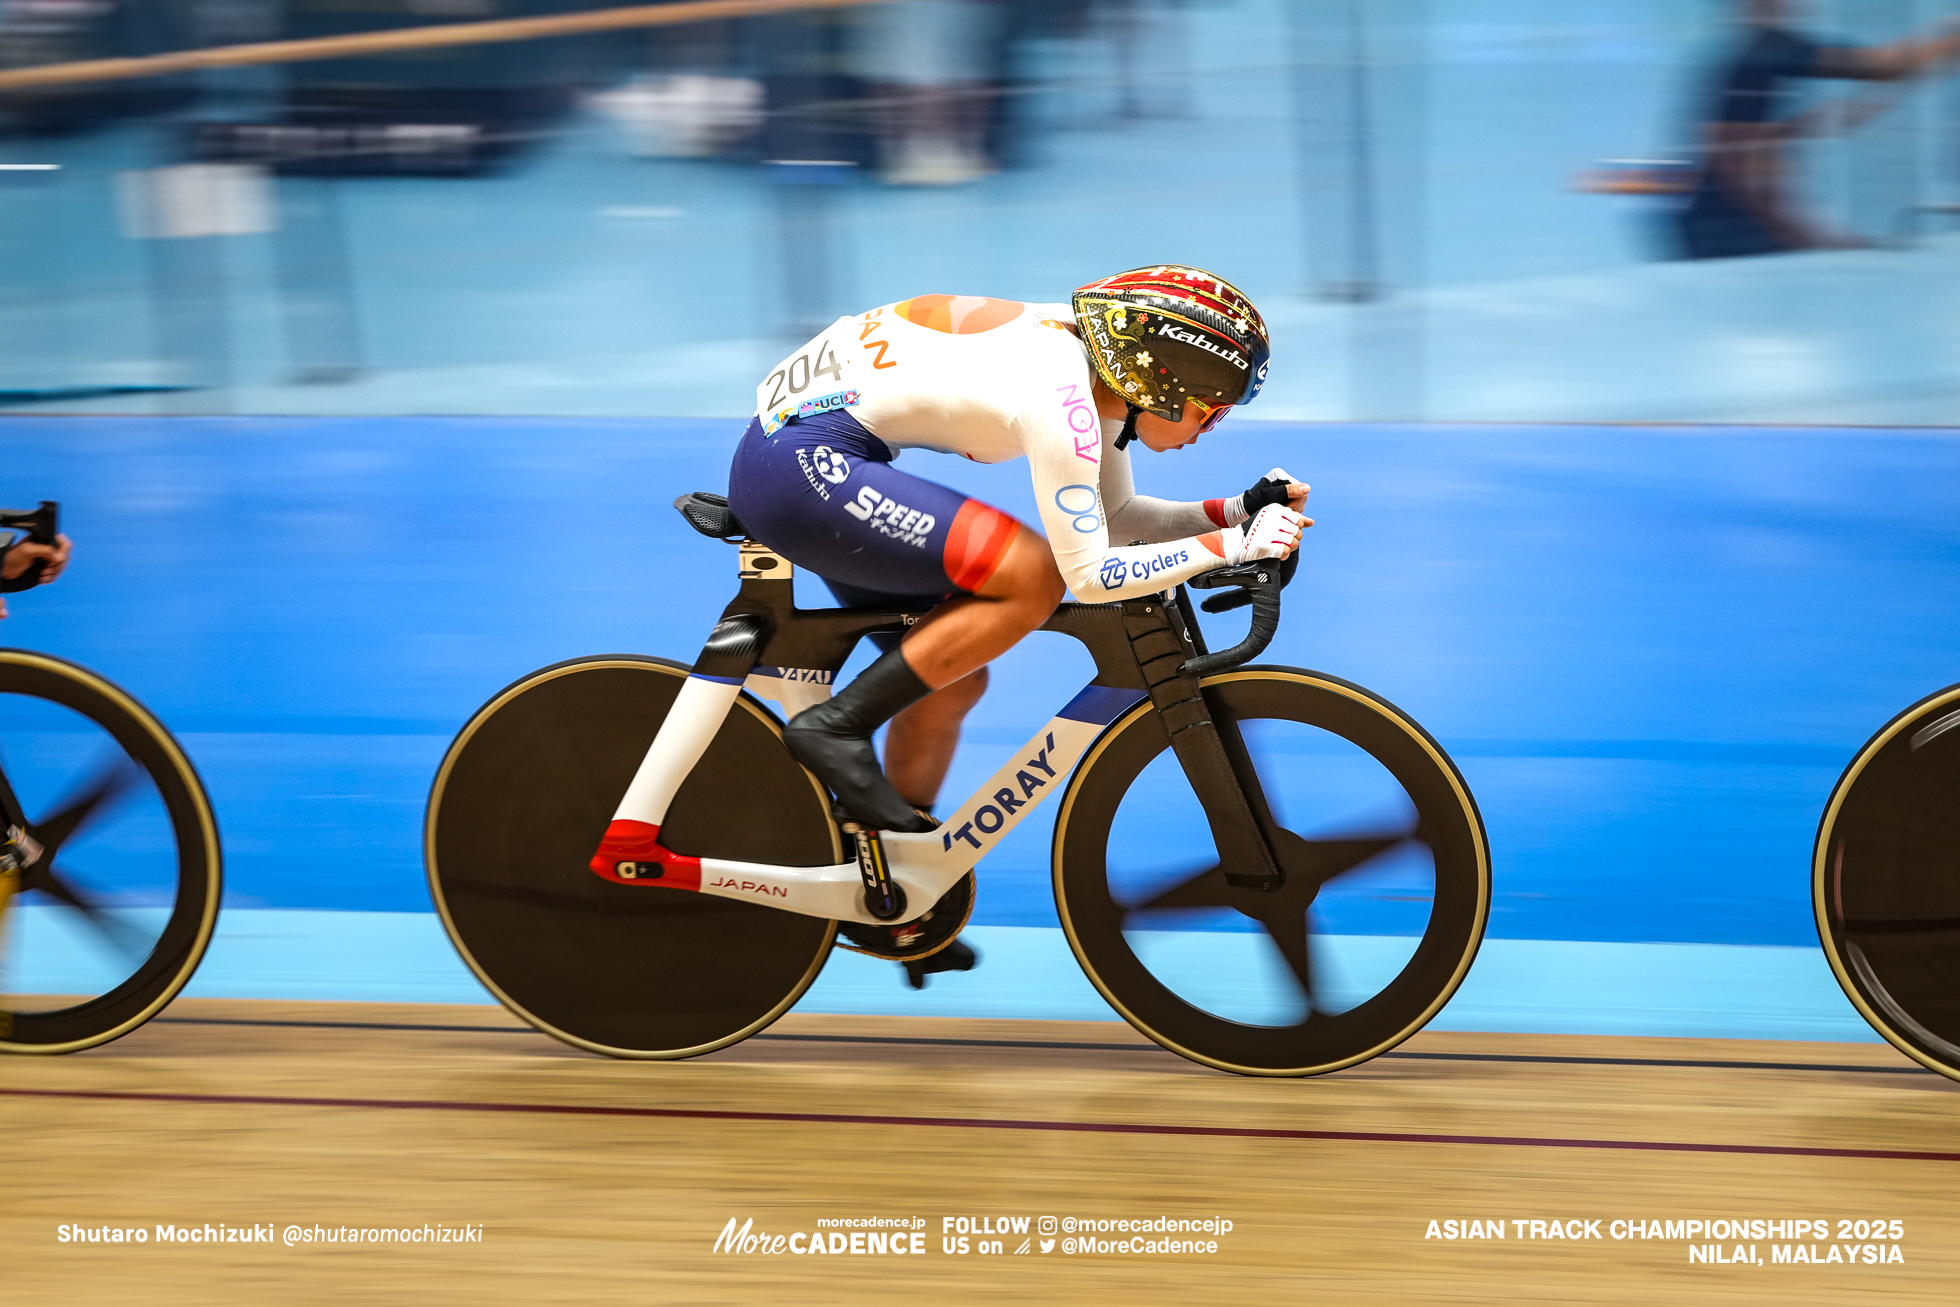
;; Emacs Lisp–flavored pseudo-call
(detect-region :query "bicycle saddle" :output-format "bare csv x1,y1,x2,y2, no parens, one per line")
673,491,746,540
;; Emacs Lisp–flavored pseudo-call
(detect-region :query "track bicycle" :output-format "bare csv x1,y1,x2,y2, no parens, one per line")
426,492,1491,1076
1814,683,1960,1082
0,502,224,1054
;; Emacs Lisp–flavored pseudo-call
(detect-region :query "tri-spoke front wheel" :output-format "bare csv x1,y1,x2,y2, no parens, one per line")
0,651,222,1054
1053,668,1489,1076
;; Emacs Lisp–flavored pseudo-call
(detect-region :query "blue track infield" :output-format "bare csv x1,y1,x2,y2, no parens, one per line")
132,911,1872,1044
3,415,1957,960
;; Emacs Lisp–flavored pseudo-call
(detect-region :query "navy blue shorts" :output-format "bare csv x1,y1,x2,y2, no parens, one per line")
727,410,1020,617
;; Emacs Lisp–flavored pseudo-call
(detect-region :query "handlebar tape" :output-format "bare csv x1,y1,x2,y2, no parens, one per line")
1181,562,1283,677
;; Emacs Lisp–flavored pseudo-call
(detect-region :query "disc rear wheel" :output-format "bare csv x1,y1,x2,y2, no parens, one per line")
426,656,839,1058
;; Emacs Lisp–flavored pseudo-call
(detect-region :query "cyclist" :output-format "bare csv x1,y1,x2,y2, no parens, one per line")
0,528,71,619
1676,1,1960,258
599,266,1308,979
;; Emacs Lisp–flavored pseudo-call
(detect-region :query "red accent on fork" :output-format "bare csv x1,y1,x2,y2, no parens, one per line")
589,819,703,890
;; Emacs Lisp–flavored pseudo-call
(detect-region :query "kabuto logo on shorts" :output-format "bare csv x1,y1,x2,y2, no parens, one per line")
811,446,851,484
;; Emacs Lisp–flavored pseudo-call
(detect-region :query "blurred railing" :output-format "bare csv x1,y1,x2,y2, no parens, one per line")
2,0,1959,423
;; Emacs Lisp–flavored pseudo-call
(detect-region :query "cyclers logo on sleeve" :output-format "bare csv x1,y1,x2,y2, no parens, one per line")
843,485,935,547
1101,548,1190,590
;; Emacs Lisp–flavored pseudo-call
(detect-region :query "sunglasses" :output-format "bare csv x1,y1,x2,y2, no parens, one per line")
1187,397,1233,434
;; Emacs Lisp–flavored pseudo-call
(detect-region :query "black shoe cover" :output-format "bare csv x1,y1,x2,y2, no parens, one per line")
785,729,937,832
903,938,979,990
783,646,937,833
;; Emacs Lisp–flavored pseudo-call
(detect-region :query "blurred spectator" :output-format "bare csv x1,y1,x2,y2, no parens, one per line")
850,0,1005,185
1676,0,1960,259
589,5,762,158
592,73,762,158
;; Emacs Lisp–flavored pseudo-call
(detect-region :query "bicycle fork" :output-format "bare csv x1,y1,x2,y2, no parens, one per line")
1126,594,1284,890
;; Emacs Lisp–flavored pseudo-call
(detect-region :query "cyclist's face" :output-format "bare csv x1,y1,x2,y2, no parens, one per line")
1135,397,1227,452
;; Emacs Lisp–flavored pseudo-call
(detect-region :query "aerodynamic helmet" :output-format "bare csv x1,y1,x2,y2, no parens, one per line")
1070,266,1270,442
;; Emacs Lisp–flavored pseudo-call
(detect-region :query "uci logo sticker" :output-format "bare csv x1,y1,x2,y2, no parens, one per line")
811,446,851,484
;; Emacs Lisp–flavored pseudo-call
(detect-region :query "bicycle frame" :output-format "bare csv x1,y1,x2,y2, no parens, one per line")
593,538,1287,924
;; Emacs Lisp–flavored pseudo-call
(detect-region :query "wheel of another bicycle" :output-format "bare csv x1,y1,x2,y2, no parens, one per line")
0,651,222,1054
1054,667,1489,1076
426,655,840,1059
1814,683,1960,1082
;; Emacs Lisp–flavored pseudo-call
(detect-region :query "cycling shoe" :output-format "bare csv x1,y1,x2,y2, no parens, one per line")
782,646,937,833
903,938,979,990
784,722,937,833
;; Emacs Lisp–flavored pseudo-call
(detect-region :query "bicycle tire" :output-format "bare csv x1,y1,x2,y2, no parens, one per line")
0,650,222,1054
426,655,840,1059
1053,667,1489,1076
1814,682,1960,1081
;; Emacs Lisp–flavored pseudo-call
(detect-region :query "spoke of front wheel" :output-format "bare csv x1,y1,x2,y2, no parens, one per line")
26,755,139,864
20,861,147,960
1131,865,1322,1009
1124,815,1421,1016
0,757,29,830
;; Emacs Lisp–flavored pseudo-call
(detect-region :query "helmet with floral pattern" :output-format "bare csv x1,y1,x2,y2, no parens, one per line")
1070,266,1270,438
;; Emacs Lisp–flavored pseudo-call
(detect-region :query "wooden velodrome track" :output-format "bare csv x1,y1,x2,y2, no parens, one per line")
5,998,1956,1304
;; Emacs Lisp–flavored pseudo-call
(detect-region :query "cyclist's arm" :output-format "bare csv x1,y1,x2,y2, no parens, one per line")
1097,425,1237,542
1816,22,1960,81
1020,404,1233,602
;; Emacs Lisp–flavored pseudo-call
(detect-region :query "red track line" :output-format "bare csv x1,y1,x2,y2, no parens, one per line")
4,1085,1956,1162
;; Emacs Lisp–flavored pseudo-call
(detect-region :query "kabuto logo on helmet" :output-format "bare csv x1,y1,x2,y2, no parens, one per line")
1155,322,1248,370
1070,265,1271,422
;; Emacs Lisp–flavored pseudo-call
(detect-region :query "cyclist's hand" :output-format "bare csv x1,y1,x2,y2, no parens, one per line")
1,533,72,586
1223,503,1308,565
1232,467,1311,521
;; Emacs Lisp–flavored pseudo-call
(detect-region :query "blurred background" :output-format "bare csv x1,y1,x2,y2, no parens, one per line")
4,0,1960,1033
4,0,1960,422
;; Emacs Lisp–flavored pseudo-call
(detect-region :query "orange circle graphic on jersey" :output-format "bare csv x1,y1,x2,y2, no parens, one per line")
894,295,1024,335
